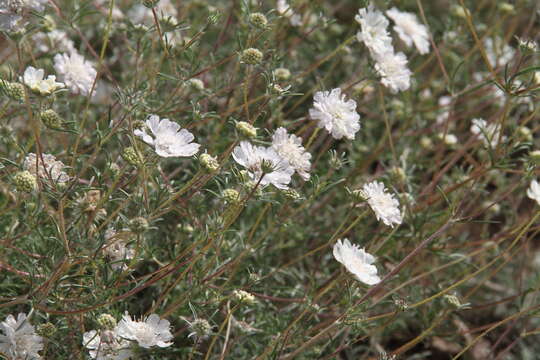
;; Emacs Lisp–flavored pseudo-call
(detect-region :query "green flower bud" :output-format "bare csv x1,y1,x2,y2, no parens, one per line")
235,121,257,138
1,80,25,103
273,68,291,81
97,314,117,330
188,318,212,340
36,322,57,338
232,289,256,305
222,188,240,204
249,12,268,29
530,150,540,165
122,147,143,167
40,109,63,129
199,153,219,172
187,78,205,92
240,48,263,65
129,216,149,234
282,188,301,200
13,171,37,193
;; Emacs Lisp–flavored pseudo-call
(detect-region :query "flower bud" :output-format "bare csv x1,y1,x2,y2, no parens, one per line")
1,80,25,103
199,153,219,172
129,216,149,234
122,147,143,167
273,68,291,81
282,188,301,200
530,150,540,165
187,78,204,92
187,318,212,340
13,171,37,193
222,188,240,204
40,109,63,129
36,322,57,338
249,12,268,29
97,314,117,330
236,121,257,138
232,289,256,305
240,48,263,65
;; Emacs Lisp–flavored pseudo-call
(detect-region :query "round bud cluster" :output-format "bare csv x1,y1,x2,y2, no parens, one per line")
249,12,268,29
1,80,25,103
13,171,37,193
122,147,143,167
240,48,263,65
188,318,212,340
199,153,219,172
443,294,462,309
36,322,57,338
97,314,117,330
187,78,205,92
222,188,240,204
389,166,406,184
232,289,256,305
282,188,301,201
273,68,291,81
40,109,62,129
235,121,257,138
129,216,149,234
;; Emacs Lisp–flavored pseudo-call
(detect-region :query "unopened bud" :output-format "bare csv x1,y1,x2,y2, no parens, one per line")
40,109,63,129
199,153,219,172
13,171,37,193
222,188,240,204
236,121,257,138
249,13,268,29
97,314,117,330
240,48,263,65
129,216,149,234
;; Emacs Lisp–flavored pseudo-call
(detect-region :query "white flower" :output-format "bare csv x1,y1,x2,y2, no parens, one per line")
355,5,393,58
374,51,412,93
0,313,43,360
82,330,133,360
386,7,430,54
53,51,97,96
527,180,540,206
20,66,64,96
23,153,69,183
134,115,200,158
333,239,381,285
470,118,505,148
362,181,402,227
484,36,514,67
309,88,361,140
232,141,294,190
271,127,312,180
276,0,302,26
103,229,135,271
0,13,21,31
116,312,173,349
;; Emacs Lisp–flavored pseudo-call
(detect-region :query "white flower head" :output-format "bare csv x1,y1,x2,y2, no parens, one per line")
362,181,402,227
374,51,412,93
309,88,361,140
271,127,312,180
232,141,294,190
134,115,200,158
23,153,69,183
333,239,381,285
20,66,64,96
386,8,430,55
116,312,173,349
470,118,505,148
527,180,540,206
355,4,393,58
53,51,97,96
0,312,43,360
82,330,133,360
